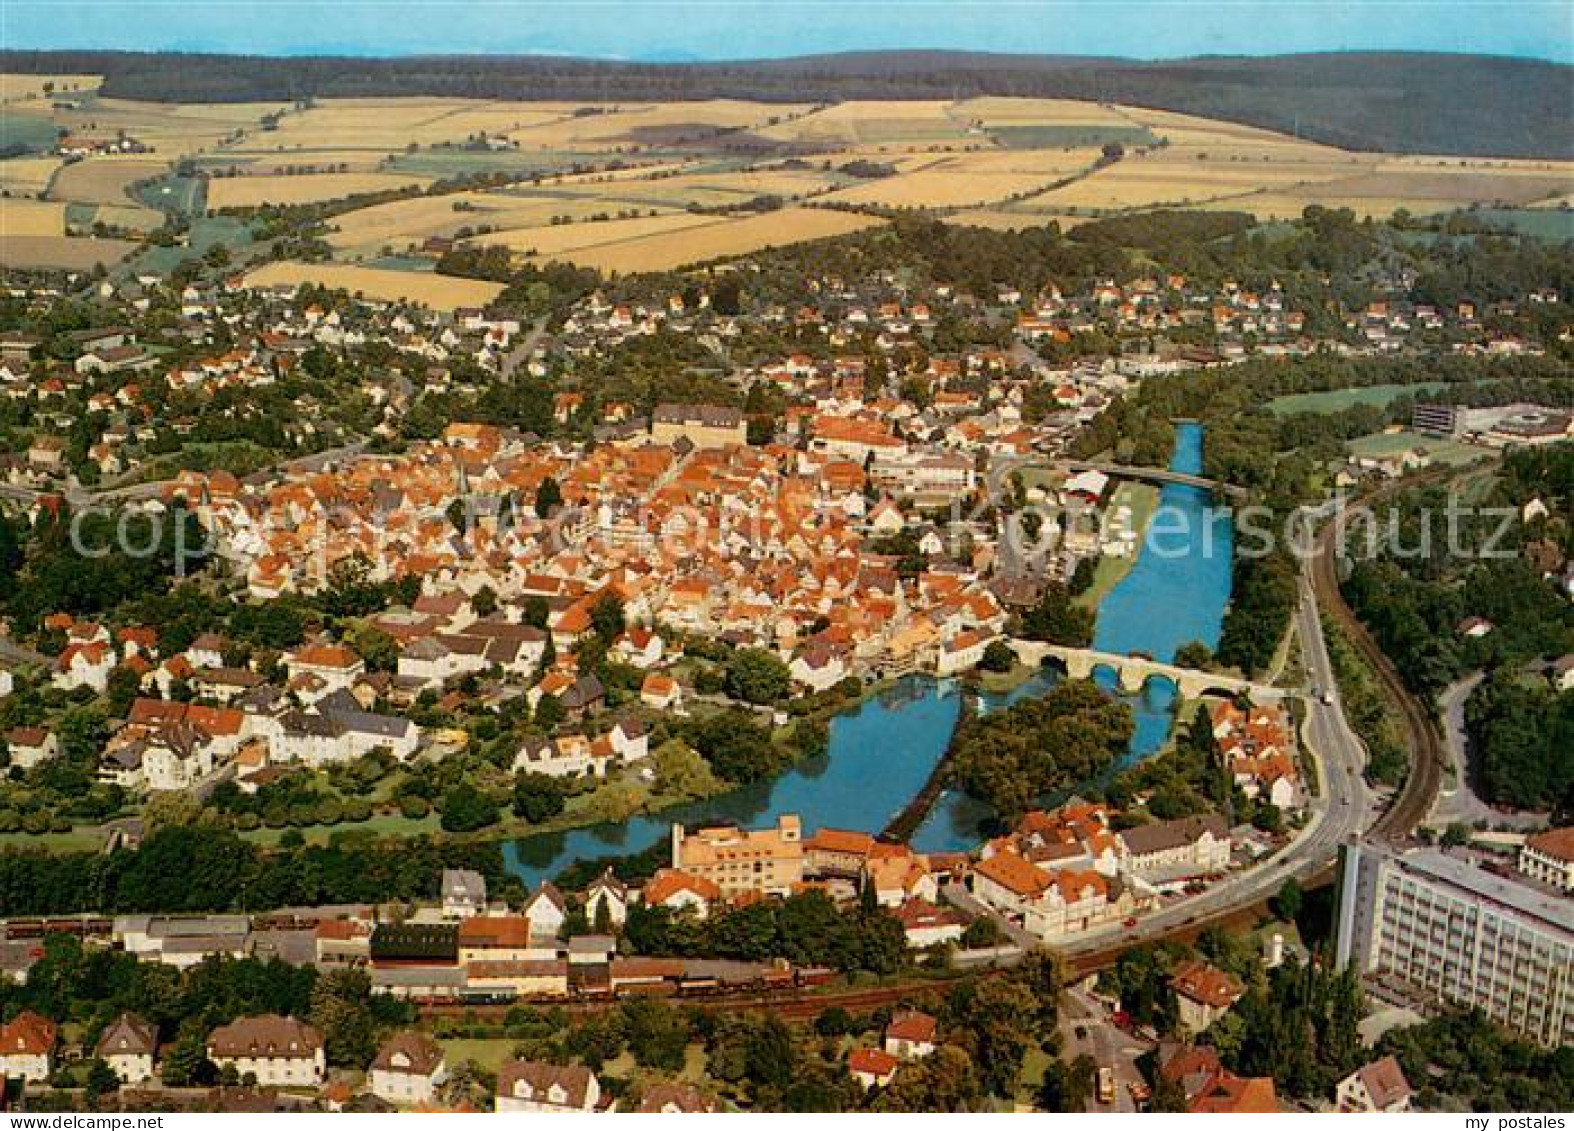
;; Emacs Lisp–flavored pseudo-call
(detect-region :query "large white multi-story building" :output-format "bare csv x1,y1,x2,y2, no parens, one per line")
1335,842,1574,1048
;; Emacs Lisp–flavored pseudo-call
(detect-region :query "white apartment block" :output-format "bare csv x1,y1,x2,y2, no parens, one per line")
1335,842,1573,1047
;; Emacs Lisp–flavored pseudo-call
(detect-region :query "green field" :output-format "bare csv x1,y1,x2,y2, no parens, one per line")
138,173,207,218
1267,382,1445,416
1456,207,1574,242
1346,429,1486,467
0,112,60,154
123,215,253,277
387,149,603,178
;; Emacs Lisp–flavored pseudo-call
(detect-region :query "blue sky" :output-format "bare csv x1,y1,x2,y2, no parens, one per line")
5,2,1571,63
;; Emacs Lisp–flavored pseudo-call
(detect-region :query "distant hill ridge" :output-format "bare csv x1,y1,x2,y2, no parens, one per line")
3,48,1570,159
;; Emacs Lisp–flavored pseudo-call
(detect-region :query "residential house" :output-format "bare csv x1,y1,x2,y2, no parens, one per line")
641,869,721,919
521,883,568,940
1517,827,1574,893
584,870,629,929
1170,960,1245,1035
1158,1043,1278,1114
849,1047,900,1089
640,673,683,711
441,868,488,919
369,1031,448,1107
636,1083,720,1113
52,641,115,693
650,404,745,450
96,1013,158,1083
0,1011,57,1080
1119,816,1231,877
1336,1056,1412,1113
883,1011,938,1060
892,901,968,949
5,726,57,769
494,1060,601,1114
207,1015,326,1089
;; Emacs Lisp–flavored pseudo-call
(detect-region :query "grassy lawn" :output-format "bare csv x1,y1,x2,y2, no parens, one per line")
1345,430,1487,467
0,827,106,852
1266,382,1444,416
1016,1044,1053,1108
1075,482,1160,611
440,1038,518,1073
978,662,1036,694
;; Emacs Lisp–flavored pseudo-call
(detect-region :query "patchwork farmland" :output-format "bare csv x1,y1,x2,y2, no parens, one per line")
1,81,1570,275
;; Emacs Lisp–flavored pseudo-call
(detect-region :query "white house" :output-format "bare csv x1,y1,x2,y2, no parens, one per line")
1336,1056,1413,1113
495,1060,600,1113
584,870,628,929
207,1015,325,1088
0,1012,56,1081
521,883,567,940
96,1013,157,1083
441,868,487,919
5,726,58,770
790,643,847,692
52,642,115,693
883,1011,938,1059
369,1031,448,1107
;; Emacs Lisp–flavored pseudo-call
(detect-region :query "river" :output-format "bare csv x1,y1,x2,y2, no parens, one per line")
506,422,1233,885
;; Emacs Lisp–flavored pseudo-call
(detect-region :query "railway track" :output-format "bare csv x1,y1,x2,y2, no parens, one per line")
1308,471,1458,841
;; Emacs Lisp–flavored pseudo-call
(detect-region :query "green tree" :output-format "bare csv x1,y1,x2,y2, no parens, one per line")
534,476,563,518
725,648,791,705
589,593,625,644
512,773,568,823
979,640,1017,673
310,968,378,1067
439,782,500,832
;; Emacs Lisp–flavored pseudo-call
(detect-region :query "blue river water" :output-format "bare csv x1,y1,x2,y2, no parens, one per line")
506,423,1233,884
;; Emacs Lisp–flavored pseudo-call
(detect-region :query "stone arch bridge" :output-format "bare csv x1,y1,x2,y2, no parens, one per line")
1008,639,1289,702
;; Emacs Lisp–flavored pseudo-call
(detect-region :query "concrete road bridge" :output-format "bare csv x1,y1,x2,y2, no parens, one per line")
1009,638,1289,701
1055,459,1248,501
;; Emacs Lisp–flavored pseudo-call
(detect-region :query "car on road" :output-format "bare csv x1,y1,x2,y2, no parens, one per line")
1097,1068,1116,1105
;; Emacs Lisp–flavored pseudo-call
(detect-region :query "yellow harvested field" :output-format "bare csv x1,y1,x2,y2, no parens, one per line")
48,99,278,157
1529,193,1574,209
526,207,883,274
241,98,568,154
0,234,138,270
757,101,973,148
1190,159,1574,220
327,191,653,254
475,211,724,255
506,100,810,149
0,74,99,103
48,158,168,206
1012,145,1375,212
955,97,1132,127
1329,160,1573,203
826,149,1100,208
91,203,164,233
537,165,844,209
0,156,64,198
243,261,504,310
207,172,432,210
0,199,67,236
